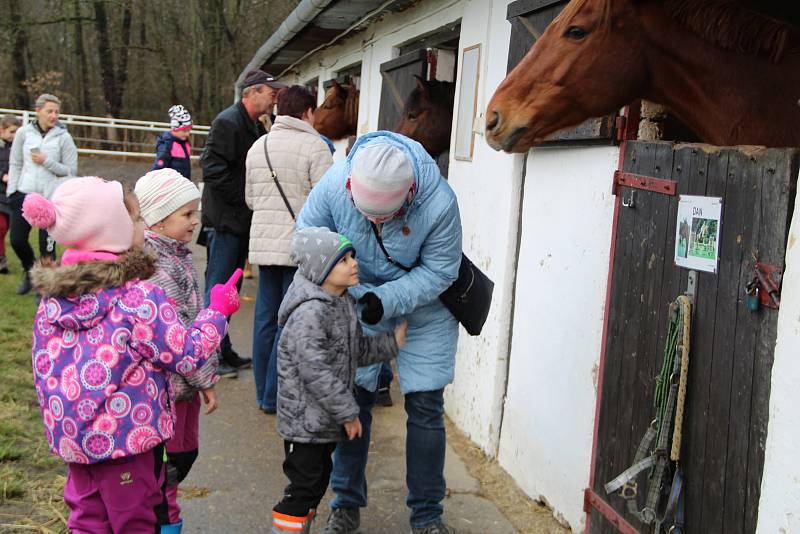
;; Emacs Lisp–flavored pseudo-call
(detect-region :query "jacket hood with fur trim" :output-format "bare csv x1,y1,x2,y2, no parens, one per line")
31,248,156,299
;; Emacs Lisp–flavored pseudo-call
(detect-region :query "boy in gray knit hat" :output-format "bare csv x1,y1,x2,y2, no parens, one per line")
271,226,407,533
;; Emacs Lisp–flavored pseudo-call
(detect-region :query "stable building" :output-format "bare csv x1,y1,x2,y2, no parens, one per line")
242,0,800,531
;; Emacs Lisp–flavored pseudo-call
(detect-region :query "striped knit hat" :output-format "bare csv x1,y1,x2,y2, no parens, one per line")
169,105,192,131
134,168,200,226
350,143,415,218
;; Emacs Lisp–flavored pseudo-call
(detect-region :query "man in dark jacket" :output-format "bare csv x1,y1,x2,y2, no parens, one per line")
201,69,285,375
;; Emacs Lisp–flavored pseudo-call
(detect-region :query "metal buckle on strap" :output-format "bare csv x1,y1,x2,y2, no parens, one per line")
640,506,657,524
619,481,638,499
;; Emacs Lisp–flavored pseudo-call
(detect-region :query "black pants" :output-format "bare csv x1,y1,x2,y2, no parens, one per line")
9,192,54,271
274,441,337,517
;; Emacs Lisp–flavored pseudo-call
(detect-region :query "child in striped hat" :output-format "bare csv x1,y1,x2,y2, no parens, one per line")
152,105,193,179
135,168,214,534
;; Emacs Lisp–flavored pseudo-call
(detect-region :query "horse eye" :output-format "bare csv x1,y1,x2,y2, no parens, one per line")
564,26,588,40
407,111,419,120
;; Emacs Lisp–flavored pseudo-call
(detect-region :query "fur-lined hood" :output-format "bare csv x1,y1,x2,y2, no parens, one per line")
31,248,156,298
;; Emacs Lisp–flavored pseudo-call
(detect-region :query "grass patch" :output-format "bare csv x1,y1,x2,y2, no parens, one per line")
0,234,68,533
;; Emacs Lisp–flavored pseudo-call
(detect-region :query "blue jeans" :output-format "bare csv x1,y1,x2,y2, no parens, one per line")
204,230,248,357
330,387,446,529
252,265,295,410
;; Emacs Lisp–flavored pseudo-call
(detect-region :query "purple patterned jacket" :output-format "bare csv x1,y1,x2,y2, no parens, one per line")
30,250,227,464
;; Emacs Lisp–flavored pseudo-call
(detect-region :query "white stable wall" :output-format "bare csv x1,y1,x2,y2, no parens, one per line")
442,0,522,455
756,181,800,534
498,145,619,530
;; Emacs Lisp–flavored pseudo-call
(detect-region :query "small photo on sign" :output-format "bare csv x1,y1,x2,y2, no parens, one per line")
675,195,723,273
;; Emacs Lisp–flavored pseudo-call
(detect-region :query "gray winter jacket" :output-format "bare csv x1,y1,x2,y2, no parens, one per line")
8,122,78,198
276,273,398,443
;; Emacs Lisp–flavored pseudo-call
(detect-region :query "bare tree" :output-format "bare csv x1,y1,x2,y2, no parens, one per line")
7,0,31,108
0,0,300,120
93,0,133,116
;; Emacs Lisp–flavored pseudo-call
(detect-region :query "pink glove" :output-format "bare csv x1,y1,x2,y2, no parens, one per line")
209,269,243,316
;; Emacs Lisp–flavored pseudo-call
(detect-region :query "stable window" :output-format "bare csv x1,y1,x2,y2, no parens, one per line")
324,63,362,90
378,25,460,177
506,0,616,143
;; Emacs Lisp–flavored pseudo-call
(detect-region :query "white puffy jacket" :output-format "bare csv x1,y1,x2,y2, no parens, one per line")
8,122,78,198
245,116,333,266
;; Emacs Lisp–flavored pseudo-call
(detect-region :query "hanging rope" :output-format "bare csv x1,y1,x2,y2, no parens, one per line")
605,294,691,529
672,295,691,462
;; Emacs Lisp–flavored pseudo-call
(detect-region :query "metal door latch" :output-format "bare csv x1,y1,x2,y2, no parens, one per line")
621,190,635,208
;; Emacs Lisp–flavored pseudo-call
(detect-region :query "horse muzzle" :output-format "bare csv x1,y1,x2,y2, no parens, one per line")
485,109,530,153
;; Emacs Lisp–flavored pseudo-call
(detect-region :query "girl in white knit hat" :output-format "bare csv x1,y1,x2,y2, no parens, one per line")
134,168,217,534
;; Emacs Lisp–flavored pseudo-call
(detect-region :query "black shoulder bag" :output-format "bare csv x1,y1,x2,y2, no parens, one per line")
263,136,295,220
369,222,494,336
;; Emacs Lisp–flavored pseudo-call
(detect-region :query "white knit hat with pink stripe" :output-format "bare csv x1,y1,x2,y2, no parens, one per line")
350,143,415,218
134,168,200,226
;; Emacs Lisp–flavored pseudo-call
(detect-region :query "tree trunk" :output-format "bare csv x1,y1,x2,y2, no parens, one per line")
8,0,30,108
72,0,92,114
93,0,133,117
114,0,133,113
93,0,118,115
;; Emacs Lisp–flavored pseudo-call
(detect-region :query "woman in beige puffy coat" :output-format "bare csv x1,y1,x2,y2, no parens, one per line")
245,85,334,412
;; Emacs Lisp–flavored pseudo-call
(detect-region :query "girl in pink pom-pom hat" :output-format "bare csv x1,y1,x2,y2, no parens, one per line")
23,176,242,534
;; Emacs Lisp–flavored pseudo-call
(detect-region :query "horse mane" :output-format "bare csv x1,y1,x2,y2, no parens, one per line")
557,0,794,62
343,84,359,130
663,0,795,62
405,80,455,110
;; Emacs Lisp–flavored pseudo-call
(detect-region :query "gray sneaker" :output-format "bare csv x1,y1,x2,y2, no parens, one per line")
215,362,238,378
321,507,360,534
411,523,456,534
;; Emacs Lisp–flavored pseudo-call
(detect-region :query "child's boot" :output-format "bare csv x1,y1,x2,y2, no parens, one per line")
272,510,312,533
160,521,183,533
0,255,8,274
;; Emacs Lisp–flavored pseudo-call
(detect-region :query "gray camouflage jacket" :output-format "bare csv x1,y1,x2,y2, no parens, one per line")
276,273,398,443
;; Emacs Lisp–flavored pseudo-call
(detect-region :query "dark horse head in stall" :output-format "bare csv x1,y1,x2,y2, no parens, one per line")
396,76,456,158
314,80,359,141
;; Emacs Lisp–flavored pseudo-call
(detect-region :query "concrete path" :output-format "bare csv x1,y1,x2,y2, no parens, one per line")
179,245,519,533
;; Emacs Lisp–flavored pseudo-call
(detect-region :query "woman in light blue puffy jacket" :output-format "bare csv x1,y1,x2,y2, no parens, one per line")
296,131,461,534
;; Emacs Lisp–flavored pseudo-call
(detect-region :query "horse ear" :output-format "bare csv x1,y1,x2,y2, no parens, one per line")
414,75,428,96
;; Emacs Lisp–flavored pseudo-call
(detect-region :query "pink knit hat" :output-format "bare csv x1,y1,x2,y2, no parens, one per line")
350,143,415,218
22,177,134,253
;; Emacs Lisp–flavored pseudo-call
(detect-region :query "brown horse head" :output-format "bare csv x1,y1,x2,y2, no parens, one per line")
395,76,456,158
485,0,647,152
314,80,359,140
486,0,800,152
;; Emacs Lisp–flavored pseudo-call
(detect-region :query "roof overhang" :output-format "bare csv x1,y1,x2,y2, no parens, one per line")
241,0,417,87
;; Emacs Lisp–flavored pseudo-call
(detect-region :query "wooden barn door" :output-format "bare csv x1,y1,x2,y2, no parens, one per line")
586,141,799,533
378,49,428,132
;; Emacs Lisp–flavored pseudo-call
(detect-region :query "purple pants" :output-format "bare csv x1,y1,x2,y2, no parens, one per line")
164,393,201,523
65,444,166,534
